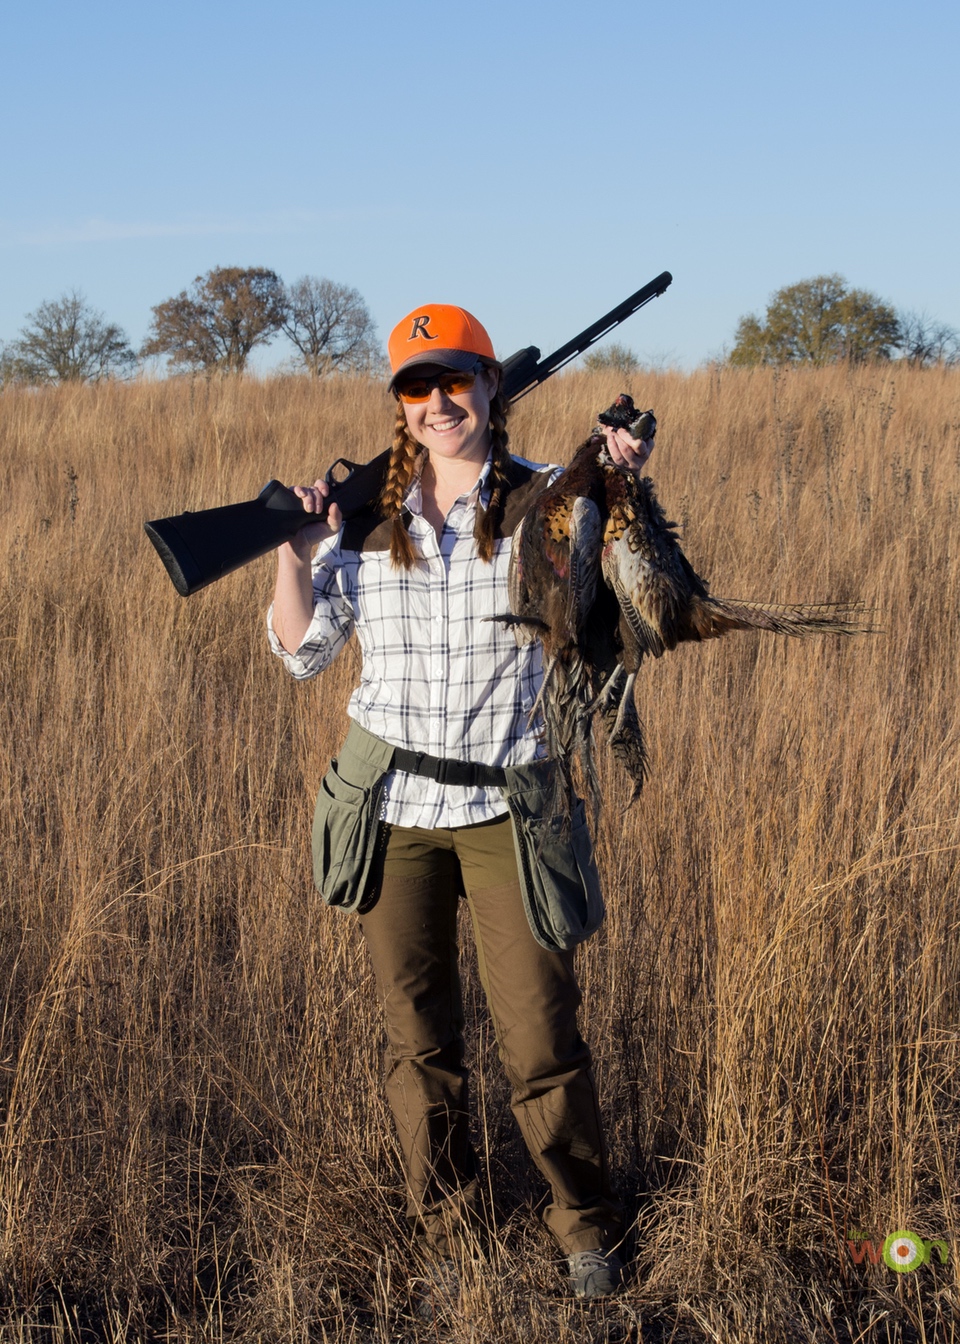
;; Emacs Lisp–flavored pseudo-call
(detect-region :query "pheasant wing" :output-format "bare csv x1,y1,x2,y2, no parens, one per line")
503,489,603,653
504,515,542,646
601,526,669,661
567,496,603,641
599,476,704,659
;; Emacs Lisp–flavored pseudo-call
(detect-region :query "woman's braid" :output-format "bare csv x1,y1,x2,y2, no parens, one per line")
379,367,512,570
379,399,421,570
473,381,512,562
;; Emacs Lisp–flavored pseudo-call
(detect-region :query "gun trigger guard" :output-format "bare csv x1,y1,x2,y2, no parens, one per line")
324,458,363,487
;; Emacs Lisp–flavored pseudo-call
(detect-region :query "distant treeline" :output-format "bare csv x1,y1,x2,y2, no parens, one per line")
2,269,958,388
0,267,383,385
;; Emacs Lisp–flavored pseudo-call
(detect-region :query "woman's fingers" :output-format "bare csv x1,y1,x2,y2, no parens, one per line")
281,478,341,560
293,478,330,514
603,425,654,473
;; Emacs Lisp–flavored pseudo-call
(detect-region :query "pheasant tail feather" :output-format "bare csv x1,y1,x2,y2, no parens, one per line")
690,598,875,640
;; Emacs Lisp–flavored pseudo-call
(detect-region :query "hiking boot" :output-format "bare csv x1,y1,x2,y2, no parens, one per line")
412,1257,460,1322
567,1247,623,1299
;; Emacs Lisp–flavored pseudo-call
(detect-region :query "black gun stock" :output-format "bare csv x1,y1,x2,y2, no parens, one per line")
144,456,392,597
145,270,673,595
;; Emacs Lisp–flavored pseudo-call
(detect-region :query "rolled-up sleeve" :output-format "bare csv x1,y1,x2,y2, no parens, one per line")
266,535,355,680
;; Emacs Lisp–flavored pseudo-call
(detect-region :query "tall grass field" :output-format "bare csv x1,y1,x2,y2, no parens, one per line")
1,365,958,1342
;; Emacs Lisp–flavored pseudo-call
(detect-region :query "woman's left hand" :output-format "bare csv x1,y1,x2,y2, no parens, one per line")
603,425,654,475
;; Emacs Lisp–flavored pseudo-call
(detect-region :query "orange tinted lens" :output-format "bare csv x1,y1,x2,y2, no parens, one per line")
397,370,477,403
439,371,477,395
396,381,432,402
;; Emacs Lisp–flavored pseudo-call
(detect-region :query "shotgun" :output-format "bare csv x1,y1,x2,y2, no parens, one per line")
144,270,673,595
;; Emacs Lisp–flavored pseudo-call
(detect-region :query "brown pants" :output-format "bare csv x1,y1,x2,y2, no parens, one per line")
358,815,622,1257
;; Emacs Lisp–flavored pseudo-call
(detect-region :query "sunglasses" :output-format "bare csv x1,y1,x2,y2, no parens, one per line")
394,365,481,403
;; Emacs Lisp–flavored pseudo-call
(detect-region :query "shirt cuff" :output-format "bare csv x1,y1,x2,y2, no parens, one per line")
266,602,337,679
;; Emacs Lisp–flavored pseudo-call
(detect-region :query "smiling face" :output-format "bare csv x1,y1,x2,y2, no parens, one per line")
400,363,500,468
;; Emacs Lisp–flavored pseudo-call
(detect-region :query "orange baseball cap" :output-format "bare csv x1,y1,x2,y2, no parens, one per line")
388,304,496,388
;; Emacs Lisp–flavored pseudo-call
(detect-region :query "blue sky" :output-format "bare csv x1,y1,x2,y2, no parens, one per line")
2,0,957,370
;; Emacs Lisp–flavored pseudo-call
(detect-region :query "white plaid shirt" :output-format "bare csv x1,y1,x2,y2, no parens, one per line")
267,453,559,828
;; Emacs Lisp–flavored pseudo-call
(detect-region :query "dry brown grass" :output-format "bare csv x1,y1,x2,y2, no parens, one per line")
1,364,958,1342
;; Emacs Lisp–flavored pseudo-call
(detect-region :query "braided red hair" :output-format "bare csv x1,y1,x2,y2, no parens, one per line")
377,361,512,570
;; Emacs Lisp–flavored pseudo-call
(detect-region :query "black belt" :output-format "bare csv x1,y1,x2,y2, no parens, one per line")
392,747,507,790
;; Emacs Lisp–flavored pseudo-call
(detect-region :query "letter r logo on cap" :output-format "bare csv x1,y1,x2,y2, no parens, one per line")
387,303,494,380
409,315,437,341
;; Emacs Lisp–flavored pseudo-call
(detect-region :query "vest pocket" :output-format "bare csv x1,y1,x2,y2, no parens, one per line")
504,766,605,951
312,757,384,910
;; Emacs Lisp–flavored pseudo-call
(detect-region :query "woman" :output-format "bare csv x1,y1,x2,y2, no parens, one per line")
268,304,652,1302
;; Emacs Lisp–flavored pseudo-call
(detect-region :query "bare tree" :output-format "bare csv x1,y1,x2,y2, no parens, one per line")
143,267,286,374
582,342,640,376
1,292,136,384
281,276,382,376
897,310,960,366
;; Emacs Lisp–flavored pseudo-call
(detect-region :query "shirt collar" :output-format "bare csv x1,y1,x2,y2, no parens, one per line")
404,450,494,517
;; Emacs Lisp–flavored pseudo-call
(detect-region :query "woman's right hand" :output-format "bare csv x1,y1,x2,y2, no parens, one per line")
281,478,344,561
273,479,343,654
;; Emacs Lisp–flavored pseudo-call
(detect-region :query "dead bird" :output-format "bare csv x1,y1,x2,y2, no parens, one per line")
493,394,872,811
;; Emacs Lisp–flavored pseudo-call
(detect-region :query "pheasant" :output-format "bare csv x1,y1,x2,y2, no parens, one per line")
495,394,870,812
